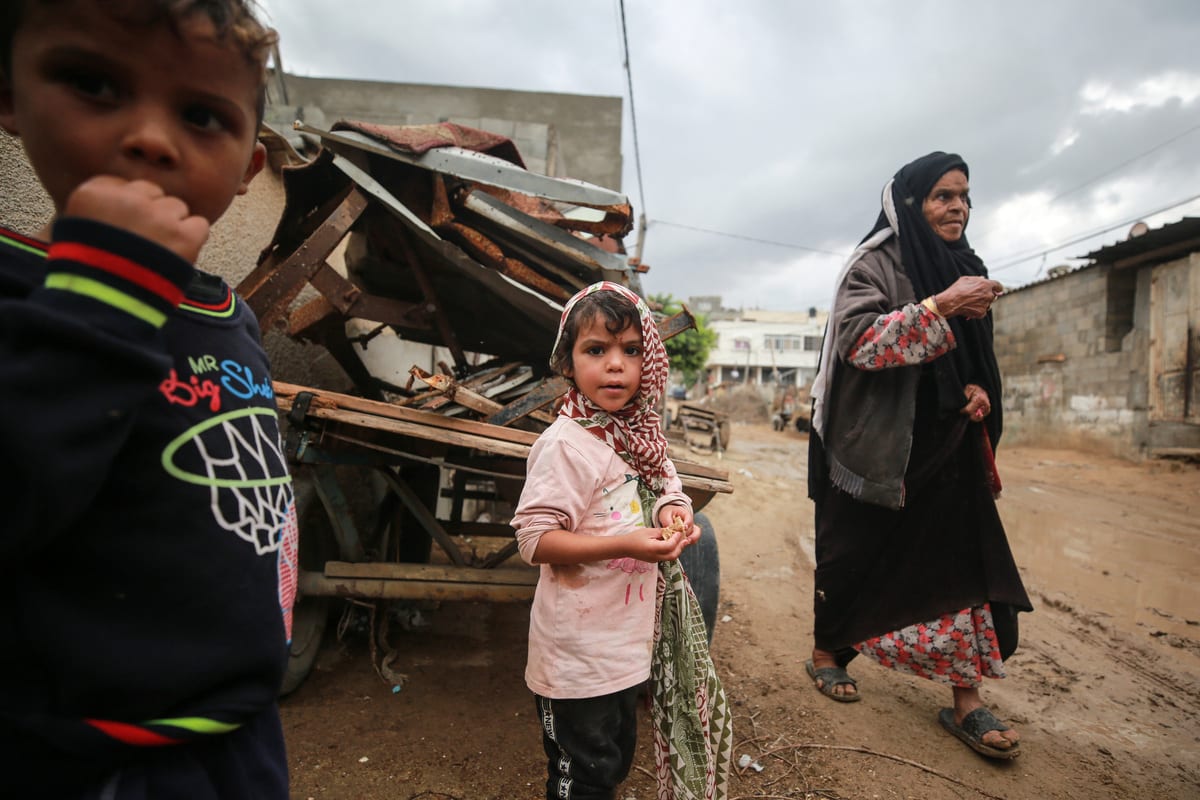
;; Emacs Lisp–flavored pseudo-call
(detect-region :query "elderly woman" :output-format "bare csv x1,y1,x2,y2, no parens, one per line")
806,152,1033,759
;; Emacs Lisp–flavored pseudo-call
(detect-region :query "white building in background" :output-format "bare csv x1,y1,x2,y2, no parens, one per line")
692,298,828,389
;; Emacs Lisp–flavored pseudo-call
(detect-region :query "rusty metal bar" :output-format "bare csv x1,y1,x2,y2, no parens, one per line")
306,263,431,330
439,221,572,302
392,228,468,370
659,308,697,341
241,186,369,331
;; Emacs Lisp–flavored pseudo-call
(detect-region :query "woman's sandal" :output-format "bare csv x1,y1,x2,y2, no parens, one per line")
805,659,861,703
938,707,1021,760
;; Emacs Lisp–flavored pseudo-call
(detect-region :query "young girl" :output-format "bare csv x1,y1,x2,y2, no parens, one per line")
512,282,702,799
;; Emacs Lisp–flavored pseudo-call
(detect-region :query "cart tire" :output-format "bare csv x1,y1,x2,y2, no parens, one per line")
280,478,336,697
677,512,720,645
718,420,732,450
795,415,810,433
280,594,330,696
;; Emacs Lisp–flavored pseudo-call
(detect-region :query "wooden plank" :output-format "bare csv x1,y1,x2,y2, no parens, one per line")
322,561,537,585
291,405,533,459
276,381,732,494
298,571,534,602
275,381,538,446
410,368,555,424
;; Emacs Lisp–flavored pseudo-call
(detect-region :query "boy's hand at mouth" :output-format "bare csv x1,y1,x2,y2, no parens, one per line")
64,175,209,265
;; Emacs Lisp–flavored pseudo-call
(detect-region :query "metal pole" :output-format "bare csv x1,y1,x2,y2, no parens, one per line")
633,213,647,267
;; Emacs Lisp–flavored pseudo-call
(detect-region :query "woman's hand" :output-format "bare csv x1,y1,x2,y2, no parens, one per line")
933,276,1003,320
961,383,991,421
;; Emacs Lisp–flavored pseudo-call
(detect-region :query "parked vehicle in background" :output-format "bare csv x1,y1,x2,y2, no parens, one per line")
771,385,811,433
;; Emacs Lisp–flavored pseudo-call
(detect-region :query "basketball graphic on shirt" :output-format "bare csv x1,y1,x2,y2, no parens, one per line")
161,407,295,556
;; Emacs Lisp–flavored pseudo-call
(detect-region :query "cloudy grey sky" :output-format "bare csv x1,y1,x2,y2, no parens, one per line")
258,0,1200,312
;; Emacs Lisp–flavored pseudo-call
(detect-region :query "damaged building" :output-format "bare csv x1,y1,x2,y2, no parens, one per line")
993,218,1200,459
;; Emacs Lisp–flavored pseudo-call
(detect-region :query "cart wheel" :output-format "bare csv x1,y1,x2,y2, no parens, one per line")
677,512,720,645
280,479,335,697
795,415,810,433
718,420,731,451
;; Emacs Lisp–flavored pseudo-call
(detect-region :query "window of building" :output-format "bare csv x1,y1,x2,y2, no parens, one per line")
1104,267,1136,353
764,335,802,351
804,335,823,351
733,337,751,351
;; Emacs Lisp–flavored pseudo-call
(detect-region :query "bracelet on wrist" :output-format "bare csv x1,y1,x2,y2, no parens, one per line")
921,295,942,316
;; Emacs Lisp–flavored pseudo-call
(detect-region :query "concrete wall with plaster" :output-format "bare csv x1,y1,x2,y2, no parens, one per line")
0,130,344,390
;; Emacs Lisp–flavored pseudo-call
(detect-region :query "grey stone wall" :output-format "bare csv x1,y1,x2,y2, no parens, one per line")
269,75,623,190
993,264,1148,456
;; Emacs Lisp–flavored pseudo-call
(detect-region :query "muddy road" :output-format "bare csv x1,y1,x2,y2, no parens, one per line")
281,422,1200,799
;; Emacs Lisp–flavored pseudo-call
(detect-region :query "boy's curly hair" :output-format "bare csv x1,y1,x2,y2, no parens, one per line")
549,290,643,377
1,0,277,79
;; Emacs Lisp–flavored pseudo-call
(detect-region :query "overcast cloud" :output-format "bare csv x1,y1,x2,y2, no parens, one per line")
259,0,1200,311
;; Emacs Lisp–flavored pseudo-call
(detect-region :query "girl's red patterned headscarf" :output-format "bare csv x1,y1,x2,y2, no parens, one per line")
552,281,675,493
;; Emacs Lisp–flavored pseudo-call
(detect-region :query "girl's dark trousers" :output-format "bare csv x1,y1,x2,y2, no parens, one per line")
535,685,641,800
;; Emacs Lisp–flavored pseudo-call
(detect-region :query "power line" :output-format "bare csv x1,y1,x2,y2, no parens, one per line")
648,218,846,257
990,191,1200,273
617,0,646,218
1049,121,1200,203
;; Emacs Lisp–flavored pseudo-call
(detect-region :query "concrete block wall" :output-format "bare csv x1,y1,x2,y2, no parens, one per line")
272,75,623,191
993,264,1146,456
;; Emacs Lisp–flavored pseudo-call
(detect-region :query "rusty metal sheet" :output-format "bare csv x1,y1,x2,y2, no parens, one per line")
297,122,629,211
456,188,630,277
329,154,564,355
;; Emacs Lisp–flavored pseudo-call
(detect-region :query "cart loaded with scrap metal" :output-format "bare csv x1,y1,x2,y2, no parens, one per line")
239,121,733,694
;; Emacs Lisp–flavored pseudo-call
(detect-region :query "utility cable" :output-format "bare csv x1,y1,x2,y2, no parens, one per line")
1048,121,1200,203
648,218,846,257
990,190,1200,273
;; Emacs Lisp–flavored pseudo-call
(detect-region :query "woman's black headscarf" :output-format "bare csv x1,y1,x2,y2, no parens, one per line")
864,151,1003,447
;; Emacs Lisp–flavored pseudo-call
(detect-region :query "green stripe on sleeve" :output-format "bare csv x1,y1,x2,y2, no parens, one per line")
143,716,242,735
44,273,168,328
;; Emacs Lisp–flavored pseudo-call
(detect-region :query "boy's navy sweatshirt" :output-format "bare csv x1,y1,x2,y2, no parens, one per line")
0,220,297,796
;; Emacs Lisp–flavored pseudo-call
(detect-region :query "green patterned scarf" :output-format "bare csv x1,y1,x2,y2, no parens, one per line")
651,557,733,799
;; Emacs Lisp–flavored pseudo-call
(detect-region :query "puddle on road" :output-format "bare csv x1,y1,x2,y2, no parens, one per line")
1001,484,1200,646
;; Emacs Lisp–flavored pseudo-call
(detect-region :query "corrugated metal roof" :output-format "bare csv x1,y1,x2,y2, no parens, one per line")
1000,216,1200,295
1082,216,1200,267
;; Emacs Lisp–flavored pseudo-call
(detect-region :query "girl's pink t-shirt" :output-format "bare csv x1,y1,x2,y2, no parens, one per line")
512,417,689,699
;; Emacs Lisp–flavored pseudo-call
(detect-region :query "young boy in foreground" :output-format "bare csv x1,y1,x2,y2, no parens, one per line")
0,2,297,797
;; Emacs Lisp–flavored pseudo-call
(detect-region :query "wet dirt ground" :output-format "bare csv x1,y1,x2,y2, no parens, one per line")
281,422,1200,799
